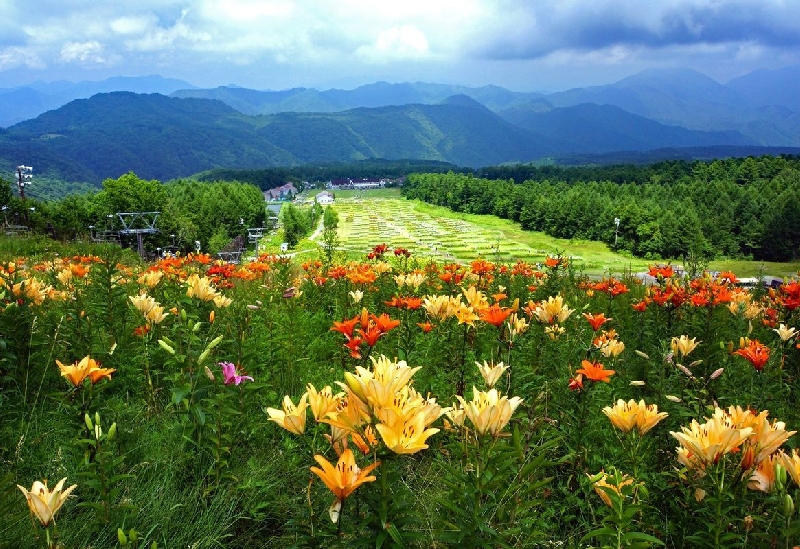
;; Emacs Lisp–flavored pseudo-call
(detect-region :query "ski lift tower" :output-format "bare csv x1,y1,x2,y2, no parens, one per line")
116,212,160,258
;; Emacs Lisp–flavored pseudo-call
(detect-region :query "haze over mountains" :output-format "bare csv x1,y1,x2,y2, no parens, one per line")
2,66,800,185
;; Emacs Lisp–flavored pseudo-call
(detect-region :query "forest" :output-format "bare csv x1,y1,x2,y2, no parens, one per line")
403,155,800,262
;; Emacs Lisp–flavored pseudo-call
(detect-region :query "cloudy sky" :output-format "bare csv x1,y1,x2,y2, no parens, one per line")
2,0,800,92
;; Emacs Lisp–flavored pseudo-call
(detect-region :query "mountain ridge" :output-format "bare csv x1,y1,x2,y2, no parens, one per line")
0,89,762,186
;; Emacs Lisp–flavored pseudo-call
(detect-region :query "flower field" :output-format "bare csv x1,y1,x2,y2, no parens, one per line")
331,195,620,272
2,241,800,548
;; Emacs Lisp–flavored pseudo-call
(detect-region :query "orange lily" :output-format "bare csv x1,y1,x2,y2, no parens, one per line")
310,449,379,522
575,360,615,383
583,312,611,331
479,303,513,327
733,338,771,371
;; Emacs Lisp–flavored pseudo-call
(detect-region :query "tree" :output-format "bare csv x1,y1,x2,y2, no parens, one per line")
321,206,340,265
281,203,310,249
93,172,167,217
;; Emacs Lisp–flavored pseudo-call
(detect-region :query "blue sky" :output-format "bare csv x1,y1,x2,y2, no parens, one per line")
2,0,800,92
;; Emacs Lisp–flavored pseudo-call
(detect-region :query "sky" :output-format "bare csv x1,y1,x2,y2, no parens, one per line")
2,0,800,92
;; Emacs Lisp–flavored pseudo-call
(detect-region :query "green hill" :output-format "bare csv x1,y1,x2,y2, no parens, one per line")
0,90,769,188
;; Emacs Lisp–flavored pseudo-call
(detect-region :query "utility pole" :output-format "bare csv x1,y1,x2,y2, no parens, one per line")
16,165,32,200
614,217,621,247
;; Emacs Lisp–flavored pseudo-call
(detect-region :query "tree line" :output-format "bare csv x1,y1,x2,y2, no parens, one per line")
402,155,800,262
0,172,268,255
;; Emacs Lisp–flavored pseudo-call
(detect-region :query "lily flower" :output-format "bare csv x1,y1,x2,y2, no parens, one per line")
266,394,308,435
671,411,754,470
375,411,440,454
733,338,771,371
17,477,77,527
57,356,114,386
671,335,700,358
219,361,254,385
603,399,668,435
476,360,508,389
306,383,344,422
310,449,379,522
529,294,574,325
575,360,615,383
129,293,169,325
774,323,798,342
583,312,612,331
456,387,523,438
478,303,513,327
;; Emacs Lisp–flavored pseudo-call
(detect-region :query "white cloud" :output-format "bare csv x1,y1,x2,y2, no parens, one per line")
0,46,45,70
2,0,800,90
110,15,156,36
60,41,105,63
356,25,431,63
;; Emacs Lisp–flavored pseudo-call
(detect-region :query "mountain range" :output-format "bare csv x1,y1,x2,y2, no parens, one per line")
2,66,800,187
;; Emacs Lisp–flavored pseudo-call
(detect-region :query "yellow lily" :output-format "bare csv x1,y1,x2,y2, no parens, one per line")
375,411,440,455
456,387,523,438
306,383,344,422
476,360,508,389
670,335,700,358
671,411,753,471
17,477,77,527
129,293,169,325
265,394,309,435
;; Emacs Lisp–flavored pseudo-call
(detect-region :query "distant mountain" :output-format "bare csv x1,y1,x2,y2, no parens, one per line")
170,81,543,116
539,67,800,145
6,65,800,150
726,65,800,112
0,75,195,127
499,102,753,153
0,91,761,186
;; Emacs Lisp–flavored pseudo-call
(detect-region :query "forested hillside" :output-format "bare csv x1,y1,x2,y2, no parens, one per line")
1,89,781,191
403,155,800,262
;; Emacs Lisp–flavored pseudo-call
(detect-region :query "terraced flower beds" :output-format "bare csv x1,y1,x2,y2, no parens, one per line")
333,197,550,265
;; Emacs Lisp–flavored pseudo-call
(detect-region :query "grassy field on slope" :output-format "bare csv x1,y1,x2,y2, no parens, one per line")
324,188,800,278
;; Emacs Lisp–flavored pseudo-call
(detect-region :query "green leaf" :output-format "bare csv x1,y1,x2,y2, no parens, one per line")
622,531,665,546
385,523,407,548
171,383,191,405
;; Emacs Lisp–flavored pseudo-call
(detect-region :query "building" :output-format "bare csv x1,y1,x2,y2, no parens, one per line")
316,191,335,205
263,183,298,201
326,177,388,190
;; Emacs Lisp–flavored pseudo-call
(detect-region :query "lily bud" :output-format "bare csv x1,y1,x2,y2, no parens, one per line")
95,411,101,427
776,463,787,491
343,372,367,402
117,528,128,546
709,368,724,380
784,494,795,518
107,422,117,441
207,335,224,349
158,339,176,355
84,413,94,432
180,308,187,321
635,350,650,359
192,321,202,333
197,348,211,365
